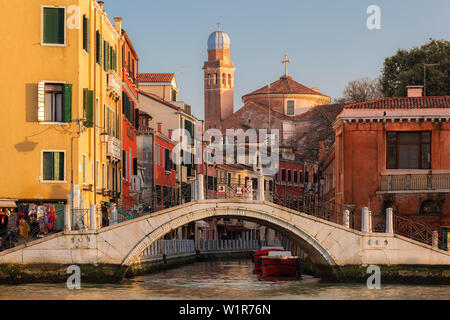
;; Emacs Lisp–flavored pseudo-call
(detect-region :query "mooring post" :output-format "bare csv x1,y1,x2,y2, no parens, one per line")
361,207,370,233
64,204,71,232
89,204,97,230
385,207,394,234
197,174,205,200
343,209,350,228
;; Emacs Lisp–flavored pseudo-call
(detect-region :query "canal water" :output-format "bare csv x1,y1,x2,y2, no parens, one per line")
0,259,448,300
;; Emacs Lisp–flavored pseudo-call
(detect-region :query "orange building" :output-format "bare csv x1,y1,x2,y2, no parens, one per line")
121,29,139,212
322,88,450,230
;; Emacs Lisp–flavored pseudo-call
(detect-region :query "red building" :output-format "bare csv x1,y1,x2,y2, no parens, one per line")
322,88,450,230
154,125,176,210
121,30,139,212
274,159,304,198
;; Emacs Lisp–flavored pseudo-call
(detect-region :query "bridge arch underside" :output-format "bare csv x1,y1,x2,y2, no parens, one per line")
122,206,338,268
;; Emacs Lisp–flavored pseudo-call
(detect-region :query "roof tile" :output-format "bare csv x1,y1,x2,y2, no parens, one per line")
243,76,329,98
138,73,174,83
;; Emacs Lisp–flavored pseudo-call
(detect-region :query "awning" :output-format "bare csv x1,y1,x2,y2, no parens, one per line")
220,225,251,232
0,200,17,208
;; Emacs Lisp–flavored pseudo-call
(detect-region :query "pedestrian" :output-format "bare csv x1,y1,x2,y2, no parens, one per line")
19,218,30,240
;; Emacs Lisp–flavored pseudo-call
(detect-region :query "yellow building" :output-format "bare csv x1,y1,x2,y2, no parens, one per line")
0,0,124,227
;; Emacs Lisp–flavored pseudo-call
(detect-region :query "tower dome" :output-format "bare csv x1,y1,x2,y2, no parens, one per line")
207,28,230,50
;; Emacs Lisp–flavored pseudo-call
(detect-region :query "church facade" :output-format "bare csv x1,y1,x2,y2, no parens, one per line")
203,26,341,164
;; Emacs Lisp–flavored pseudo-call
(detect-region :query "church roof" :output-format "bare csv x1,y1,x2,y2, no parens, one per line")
243,75,329,98
208,30,230,50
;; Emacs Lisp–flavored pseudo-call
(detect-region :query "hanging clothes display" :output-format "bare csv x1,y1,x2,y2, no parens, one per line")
37,206,47,233
47,205,56,232
28,204,39,237
0,212,8,238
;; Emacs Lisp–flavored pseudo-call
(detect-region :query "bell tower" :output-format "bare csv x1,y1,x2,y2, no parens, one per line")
203,25,235,130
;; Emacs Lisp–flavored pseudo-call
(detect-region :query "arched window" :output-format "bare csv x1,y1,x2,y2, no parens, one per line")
419,200,440,215
207,73,211,86
228,74,231,86
222,73,226,85
213,73,217,85
382,200,398,215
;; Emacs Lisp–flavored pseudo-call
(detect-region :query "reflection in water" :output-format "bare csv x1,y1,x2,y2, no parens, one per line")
0,260,449,300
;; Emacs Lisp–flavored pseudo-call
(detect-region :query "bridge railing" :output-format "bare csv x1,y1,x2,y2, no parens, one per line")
140,239,196,260
197,239,261,252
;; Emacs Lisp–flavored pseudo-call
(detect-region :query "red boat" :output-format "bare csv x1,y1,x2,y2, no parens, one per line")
253,247,284,273
260,251,300,277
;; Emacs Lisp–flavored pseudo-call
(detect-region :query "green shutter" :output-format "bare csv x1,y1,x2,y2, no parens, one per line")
63,84,72,122
97,32,102,65
87,90,94,127
43,152,54,181
103,40,107,71
43,8,65,44
99,33,103,65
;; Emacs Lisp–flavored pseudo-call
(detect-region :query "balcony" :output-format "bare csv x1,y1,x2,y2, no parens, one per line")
380,171,450,192
107,70,121,100
106,135,121,161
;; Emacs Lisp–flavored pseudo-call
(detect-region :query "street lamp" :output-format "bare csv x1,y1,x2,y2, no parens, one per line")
423,63,440,96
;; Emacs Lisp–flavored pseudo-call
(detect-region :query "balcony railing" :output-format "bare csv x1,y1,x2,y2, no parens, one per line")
107,70,121,99
380,172,450,191
106,135,121,161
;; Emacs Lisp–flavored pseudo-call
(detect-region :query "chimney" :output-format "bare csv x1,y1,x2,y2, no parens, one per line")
97,1,104,9
168,129,173,140
157,123,162,134
406,85,423,98
113,17,123,34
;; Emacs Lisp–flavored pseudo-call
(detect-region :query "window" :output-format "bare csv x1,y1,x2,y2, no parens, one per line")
227,173,231,187
82,15,90,52
299,171,303,183
207,73,211,86
103,105,115,136
42,151,65,181
281,168,286,182
286,100,295,116
42,7,65,45
387,132,431,169
82,89,94,127
287,169,291,183
102,163,105,189
228,74,231,86
382,200,398,215
133,158,138,176
293,170,298,184
164,148,172,172
419,200,440,215
44,84,63,122
214,73,217,85
222,73,226,85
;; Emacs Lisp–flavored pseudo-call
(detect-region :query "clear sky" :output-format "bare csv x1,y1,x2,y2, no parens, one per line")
104,0,450,119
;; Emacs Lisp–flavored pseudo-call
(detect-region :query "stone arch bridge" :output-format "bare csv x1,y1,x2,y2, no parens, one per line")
1,199,449,276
